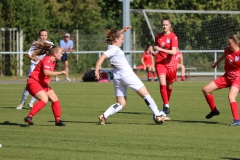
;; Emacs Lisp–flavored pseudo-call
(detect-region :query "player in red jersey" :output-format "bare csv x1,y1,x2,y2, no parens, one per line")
176,48,186,81
202,34,240,126
23,41,67,126
154,17,178,114
140,45,157,81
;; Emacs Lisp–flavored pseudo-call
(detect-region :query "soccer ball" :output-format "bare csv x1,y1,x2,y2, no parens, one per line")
153,110,166,124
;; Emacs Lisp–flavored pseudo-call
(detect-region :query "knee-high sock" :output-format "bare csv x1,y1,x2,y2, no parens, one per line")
148,72,152,79
30,96,37,104
167,88,172,101
28,100,46,117
21,87,29,103
205,94,216,111
153,72,157,79
52,101,61,122
230,102,239,120
160,85,168,104
144,95,161,116
103,103,122,119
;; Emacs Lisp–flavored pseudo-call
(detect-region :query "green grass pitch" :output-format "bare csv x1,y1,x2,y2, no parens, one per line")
0,81,240,160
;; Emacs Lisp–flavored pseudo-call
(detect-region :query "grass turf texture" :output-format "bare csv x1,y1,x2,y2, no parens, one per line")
0,81,240,160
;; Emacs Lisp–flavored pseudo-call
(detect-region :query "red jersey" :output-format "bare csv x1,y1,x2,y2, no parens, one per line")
142,51,153,65
224,47,240,80
155,32,178,69
175,51,182,64
28,56,55,86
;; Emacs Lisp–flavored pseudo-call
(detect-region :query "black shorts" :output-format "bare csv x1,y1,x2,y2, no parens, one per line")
61,53,68,61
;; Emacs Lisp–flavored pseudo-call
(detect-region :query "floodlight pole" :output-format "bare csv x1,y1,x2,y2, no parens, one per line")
119,0,132,66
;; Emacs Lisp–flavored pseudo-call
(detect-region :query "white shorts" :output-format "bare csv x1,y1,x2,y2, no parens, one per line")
113,74,144,96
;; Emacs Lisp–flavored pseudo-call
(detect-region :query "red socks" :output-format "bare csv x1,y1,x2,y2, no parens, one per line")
167,88,172,101
153,72,157,79
160,85,168,104
230,102,239,120
205,94,216,111
28,100,46,117
52,101,61,123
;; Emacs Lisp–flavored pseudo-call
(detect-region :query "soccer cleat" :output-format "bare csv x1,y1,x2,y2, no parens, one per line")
55,120,66,126
16,102,25,110
154,78,158,81
28,102,33,108
65,78,71,82
161,116,170,121
56,77,60,82
98,114,106,125
24,116,34,125
155,115,171,124
205,109,220,119
230,120,240,126
163,105,170,114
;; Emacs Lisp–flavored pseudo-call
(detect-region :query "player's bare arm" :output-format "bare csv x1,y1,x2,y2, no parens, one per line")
95,54,107,80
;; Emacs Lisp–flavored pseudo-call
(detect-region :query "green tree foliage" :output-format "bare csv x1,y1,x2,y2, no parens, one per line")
0,0,240,75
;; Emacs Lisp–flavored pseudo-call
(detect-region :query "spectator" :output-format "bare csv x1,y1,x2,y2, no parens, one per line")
140,45,158,81
55,33,74,82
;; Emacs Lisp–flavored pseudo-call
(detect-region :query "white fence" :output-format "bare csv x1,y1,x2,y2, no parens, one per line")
0,50,224,79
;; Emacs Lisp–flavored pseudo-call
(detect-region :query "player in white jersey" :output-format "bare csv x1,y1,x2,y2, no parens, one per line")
95,27,170,125
16,29,54,109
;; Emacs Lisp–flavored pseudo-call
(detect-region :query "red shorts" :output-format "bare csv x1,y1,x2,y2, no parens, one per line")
155,64,177,83
214,76,240,89
27,82,52,98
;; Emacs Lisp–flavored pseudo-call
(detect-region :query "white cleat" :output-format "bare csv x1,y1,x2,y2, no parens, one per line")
156,116,171,123
98,114,106,125
16,102,25,110
28,102,33,108
56,77,60,82
65,78,71,82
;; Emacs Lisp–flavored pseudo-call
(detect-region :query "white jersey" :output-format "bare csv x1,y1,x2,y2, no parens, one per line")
104,45,134,79
27,40,54,77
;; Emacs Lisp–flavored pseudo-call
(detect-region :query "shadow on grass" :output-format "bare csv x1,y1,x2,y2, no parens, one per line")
172,119,222,124
117,111,150,115
220,157,240,160
1,106,30,110
0,121,29,127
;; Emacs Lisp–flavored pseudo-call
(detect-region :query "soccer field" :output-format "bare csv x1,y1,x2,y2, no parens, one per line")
0,81,240,160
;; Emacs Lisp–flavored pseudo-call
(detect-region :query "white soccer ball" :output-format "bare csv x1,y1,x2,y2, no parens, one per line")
153,110,166,124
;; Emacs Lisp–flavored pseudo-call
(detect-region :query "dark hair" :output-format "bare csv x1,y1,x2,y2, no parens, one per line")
36,29,47,40
161,17,173,32
144,44,152,51
105,29,121,45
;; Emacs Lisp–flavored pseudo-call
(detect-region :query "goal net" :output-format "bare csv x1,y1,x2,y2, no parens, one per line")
130,10,240,73
131,9,240,50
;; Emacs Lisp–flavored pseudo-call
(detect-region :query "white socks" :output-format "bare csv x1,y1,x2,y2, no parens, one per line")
21,88,29,103
144,95,161,116
30,97,36,104
103,103,122,119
